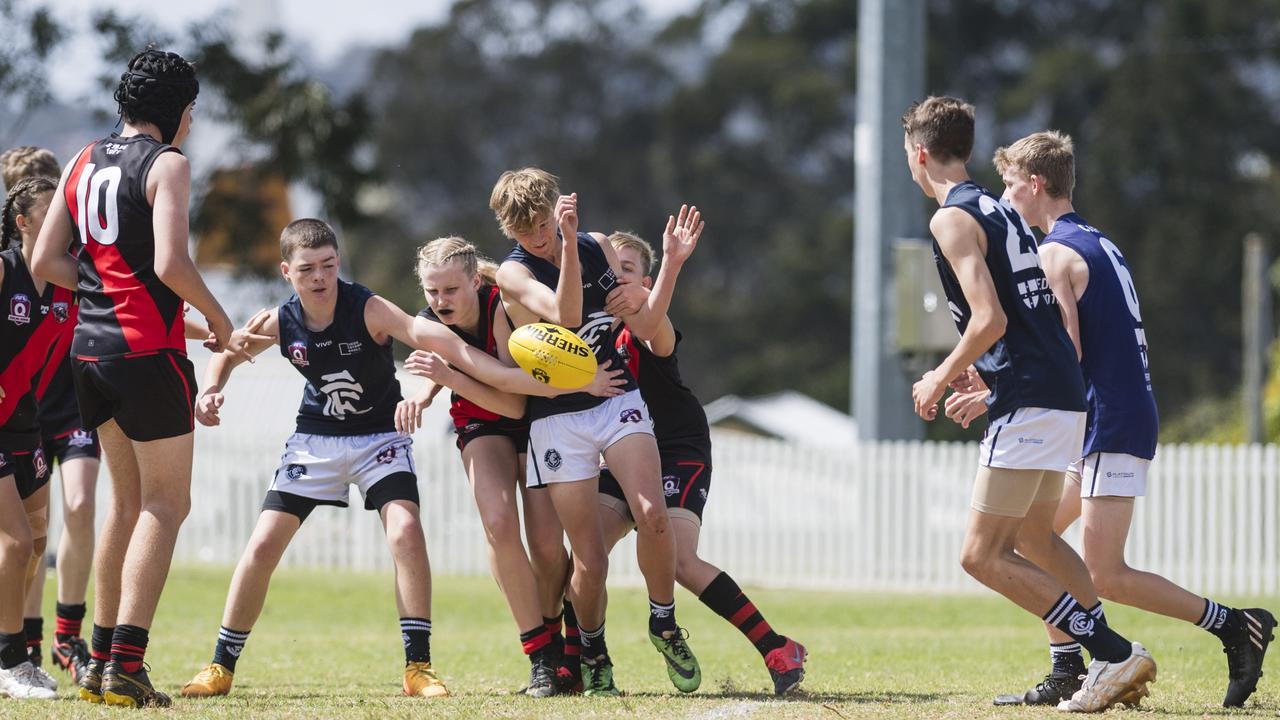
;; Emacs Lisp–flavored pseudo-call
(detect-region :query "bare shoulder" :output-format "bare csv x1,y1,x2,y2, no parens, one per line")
496,259,532,285
150,150,191,180
930,207,982,256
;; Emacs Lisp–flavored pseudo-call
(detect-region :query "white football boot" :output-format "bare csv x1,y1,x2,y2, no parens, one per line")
0,661,58,699
1058,642,1156,712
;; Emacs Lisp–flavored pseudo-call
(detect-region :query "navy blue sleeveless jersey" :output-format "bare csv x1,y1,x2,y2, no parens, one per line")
1041,213,1158,459
503,232,638,421
277,280,401,436
935,182,1086,420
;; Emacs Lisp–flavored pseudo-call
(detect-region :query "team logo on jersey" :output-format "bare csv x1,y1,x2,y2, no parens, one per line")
32,448,48,480
339,341,363,356
52,301,69,323
69,429,93,447
8,293,31,325
1015,276,1055,310
619,408,642,424
376,445,398,464
318,370,370,419
544,448,563,471
577,311,617,355
285,464,306,480
1067,610,1096,637
662,475,679,497
288,341,309,367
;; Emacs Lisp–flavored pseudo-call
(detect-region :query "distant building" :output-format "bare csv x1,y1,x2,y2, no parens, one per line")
703,391,857,447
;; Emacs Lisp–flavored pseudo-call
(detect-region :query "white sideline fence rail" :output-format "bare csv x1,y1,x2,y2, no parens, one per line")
37,351,1280,594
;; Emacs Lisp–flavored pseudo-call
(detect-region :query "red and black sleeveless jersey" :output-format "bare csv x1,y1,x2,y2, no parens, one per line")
64,134,186,360
418,286,520,429
34,297,82,439
616,326,710,457
0,248,76,451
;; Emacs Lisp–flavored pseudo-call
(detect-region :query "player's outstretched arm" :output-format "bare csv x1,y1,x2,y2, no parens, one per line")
404,350,526,419
912,208,1008,421
395,378,444,435
31,160,81,290
1040,243,1086,361
197,308,278,427
605,205,703,355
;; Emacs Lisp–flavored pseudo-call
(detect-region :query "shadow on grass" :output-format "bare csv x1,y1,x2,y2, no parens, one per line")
616,689,960,704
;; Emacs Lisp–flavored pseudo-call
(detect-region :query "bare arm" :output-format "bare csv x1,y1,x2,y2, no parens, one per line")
912,208,1008,420
31,160,79,290
404,351,527,419
1040,243,1087,361
196,308,278,426
605,205,703,355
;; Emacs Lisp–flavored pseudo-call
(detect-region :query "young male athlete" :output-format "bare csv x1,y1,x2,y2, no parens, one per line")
490,168,700,695
0,176,68,700
981,130,1274,708
404,235,570,697
902,96,1156,712
595,221,809,696
31,49,243,707
180,219,617,701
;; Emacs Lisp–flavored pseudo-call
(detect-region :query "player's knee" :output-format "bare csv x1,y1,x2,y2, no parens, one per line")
528,539,565,574
64,492,96,528
386,516,427,558
634,503,670,537
0,531,34,568
959,545,995,582
1087,565,1124,601
479,507,520,548
573,550,608,586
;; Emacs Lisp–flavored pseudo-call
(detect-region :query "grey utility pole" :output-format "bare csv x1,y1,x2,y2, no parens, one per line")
853,0,925,439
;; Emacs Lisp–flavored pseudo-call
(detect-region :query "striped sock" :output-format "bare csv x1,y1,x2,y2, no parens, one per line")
579,623,608,660
520,625,553,661
562,600,581,676
400,617,432,664
22,617,42,653
1043,592,1131,663
1088,601,1106,624
55,603,86,642
212,626,251,672
543,613,564,653
1198,599,1240,641
698,572,786,656
90,624,114,663
1050,641,1085,674
110,624,148,674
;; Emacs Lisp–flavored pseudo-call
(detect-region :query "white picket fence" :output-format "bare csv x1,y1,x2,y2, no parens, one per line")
38,351,1280,595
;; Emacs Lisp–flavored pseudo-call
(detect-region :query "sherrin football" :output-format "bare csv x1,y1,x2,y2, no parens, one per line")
508,323,598,390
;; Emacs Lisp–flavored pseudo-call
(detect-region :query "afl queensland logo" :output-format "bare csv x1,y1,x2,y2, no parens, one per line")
52,301,69,323
8,293,31,325
661,475,679,497
544,448,563,471
33,448,48,479
288,341,309,367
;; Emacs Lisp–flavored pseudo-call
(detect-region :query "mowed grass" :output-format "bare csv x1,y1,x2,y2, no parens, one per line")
7,566,1279,719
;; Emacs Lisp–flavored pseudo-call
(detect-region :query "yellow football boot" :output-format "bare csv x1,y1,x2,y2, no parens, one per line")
403,662,449,698
180,663,234,697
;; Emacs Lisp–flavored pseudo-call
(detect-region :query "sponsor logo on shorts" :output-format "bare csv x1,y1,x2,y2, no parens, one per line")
544,448,563,471
32,448,48,479
699,488,708,502
52,301,69,323
1067,610,1096,637
376,445,398,464
8,293,31,325
339,341,362,355
532,368,551,384
620,408,642,424
662,475,679,497
68,429,93,447
288,341,309,366
462,423,482,434
1017,436,1045,445
1105,471,1136,479
286,464,306,480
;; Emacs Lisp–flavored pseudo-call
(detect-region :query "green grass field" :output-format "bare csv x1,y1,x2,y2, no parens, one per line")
7,566,1278,718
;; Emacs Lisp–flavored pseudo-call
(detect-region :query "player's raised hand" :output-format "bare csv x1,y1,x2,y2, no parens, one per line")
605,280,649,317
226,309,274,363
556,192,579,244
585,359,627,398
195,391,225,427
663,204,704,267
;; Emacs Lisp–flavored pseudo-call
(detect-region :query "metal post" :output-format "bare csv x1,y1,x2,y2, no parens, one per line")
853,0,925,440
1243,233,1271,444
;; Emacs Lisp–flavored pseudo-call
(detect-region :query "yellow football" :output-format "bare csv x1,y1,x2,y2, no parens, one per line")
508,323,598,390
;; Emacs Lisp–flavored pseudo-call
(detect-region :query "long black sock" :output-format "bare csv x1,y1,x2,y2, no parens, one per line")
55,602,86,642
22,617,42,657
0,632,28,670
1050,641,1085,675
1199,599,1244,641
90,624,113,663
110,624,148,674
1043,593,1131,663
562,600,581,677
698,572,786,656
212,626,251,672
400,617,431,664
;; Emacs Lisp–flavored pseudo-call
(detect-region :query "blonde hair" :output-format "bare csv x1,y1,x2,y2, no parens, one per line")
0,146,59,190
608,231,655,276
901,96,976,163
489,167,560,238
416,236,498,287
993,131,1075,200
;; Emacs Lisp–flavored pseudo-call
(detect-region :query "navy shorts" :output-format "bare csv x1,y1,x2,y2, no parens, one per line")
0,446,51,500
599,448,711,525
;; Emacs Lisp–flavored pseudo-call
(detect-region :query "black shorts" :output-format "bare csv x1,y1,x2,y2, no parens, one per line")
261,471,420,523
43,428,101,465
0,447,51,500
73,351,196,442
599,449,712,524
455,417,529,452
